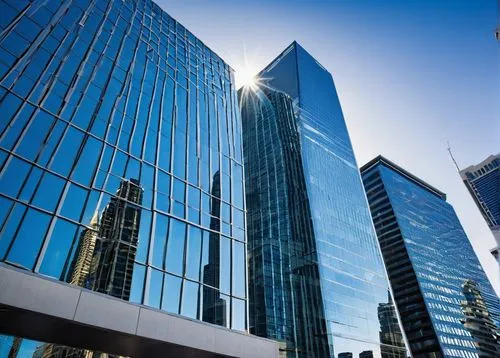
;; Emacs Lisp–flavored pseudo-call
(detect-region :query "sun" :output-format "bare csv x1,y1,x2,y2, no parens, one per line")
236,65,257,89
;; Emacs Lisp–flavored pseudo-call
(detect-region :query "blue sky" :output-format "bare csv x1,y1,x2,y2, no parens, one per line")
157,0,500,290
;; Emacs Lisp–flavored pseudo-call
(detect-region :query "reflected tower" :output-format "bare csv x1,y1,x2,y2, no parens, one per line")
202,171,228,327
377,292,406,358
88,179,143,300
460,280,500,356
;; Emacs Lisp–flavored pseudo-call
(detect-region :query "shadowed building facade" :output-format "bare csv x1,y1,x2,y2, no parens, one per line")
0,0,249,355
239,43,408,357
361,156,500,358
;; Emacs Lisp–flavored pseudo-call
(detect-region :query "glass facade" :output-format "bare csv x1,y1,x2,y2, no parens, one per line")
0,0,247,336
362,156,500,357
0,334,129,358
239,42,408,357
459,154,500,263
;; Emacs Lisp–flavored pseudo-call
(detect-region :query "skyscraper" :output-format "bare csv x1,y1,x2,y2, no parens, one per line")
361,155,500,357
0,0,257,355
239,42,408,357
459,154,500,264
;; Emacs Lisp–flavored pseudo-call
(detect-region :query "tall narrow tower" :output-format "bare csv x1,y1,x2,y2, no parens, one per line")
240,42,408,357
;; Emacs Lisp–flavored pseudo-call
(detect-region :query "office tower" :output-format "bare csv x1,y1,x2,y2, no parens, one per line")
239,42,408,357
0,0,268,356
459,154,500,264
361,156,500,357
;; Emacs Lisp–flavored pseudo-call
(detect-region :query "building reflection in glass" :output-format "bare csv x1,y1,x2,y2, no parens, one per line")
377,291,407,358
202,171,228,327
1,334,127,358
460,280,500,356
67,179,142,301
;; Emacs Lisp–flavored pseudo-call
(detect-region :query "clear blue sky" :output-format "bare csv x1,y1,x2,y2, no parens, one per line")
157,0,500,291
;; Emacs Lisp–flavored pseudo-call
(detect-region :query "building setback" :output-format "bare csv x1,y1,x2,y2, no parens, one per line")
459,154,500,264
239,42,408,357
361,156,500,358
0,0,267,356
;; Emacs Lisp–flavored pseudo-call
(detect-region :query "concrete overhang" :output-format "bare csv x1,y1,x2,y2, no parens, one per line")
0,263,279,357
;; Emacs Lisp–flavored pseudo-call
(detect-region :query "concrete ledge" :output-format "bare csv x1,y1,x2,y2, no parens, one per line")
0,263,278,358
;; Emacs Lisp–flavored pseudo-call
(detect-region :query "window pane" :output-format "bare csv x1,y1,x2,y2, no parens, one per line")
0,156,31,197
181,280,199,319
173,178,185,203
7,208,51,269
39,219,77,279
15,110,53,161
60,184,88,221
32,172,65,212
232,241,246,298
0,203,26,258
219,235,231,294
72,136,102,186
152,213,168,268
231,297,246,331
201,286,229,327
187,185,200,209
50,127,84,176
147,268,163,309
18,166,42,202
165,219,185,275
136,210,151,264
185,226,201,280
129,263,146,304
162,273,181,314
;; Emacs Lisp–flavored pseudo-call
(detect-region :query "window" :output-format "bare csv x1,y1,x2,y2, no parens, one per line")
231,297,246,331
147,268,163,309
39,218,77,279
232,240,246,298
50,127,84,176
181,280,199,319
162,273,181,314
165,219,185,275
152,213,168,268
0,156,31,198
129,263,146,304
17,110,54,161
7,208,51,270
32,171,65,212
60,184,88,221
185,226,201,280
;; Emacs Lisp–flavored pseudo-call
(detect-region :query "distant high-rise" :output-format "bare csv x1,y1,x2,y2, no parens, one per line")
361,156,500,357
239,42,408,357
459,154,500,264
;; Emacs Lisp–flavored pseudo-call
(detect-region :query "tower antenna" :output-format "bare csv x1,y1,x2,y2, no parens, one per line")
447,141,460,172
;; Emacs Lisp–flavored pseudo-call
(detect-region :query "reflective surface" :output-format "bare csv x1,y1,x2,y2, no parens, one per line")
240,42,408,357
362,157,500,357
0,0,246,331
0,334,129,358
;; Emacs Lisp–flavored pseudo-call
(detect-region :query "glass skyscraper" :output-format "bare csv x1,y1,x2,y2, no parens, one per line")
459,154,500,264
0,0,246,341
239,42,407,357
361,156,500,357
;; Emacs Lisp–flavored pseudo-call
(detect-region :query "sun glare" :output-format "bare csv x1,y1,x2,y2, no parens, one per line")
236,66,257,89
